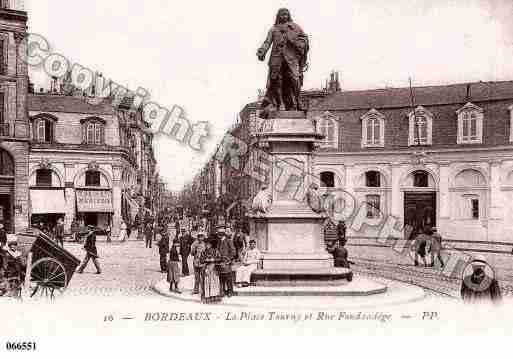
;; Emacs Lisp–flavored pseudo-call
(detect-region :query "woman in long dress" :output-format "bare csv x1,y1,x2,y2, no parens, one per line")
118,220,127,242
199,238,222,304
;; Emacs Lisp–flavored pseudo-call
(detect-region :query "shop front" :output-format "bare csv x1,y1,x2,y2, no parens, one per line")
29,188,66,229
76,189,113,230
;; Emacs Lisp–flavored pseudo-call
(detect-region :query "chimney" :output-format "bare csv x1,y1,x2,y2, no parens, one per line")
328,70,341,93
50,76,59,94
466,83,471,102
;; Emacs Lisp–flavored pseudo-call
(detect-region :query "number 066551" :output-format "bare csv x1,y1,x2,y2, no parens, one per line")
6,342,37,351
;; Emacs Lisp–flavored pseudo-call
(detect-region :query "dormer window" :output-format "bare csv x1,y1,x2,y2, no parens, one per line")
408,106,433,146
457,103,483,144
317,112,338,149
31,114,57,143
361,109,385,147
81,117,105,145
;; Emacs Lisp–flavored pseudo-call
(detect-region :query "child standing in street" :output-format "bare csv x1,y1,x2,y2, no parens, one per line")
167,241,181,293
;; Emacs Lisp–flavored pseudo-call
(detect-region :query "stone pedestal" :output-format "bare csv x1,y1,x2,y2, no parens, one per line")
249,111,333,270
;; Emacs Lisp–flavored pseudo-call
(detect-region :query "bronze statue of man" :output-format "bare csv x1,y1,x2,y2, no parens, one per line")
257,8,309,118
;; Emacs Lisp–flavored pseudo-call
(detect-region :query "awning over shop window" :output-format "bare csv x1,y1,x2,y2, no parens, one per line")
76,190,113,213
30,189,66,214
122,192,140,223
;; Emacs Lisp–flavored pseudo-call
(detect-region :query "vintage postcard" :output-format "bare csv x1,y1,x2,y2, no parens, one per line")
1,0,513,355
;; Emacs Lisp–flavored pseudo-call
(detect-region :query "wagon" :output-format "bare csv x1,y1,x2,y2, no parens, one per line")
15,230,81,299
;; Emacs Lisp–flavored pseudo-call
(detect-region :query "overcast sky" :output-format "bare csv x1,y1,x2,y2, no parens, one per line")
26,0,513,191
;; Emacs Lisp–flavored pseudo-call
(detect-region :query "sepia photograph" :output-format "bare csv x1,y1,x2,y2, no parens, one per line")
1,0,513,355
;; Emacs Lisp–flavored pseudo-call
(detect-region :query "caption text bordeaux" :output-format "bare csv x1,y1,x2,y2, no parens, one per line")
144,312,392,322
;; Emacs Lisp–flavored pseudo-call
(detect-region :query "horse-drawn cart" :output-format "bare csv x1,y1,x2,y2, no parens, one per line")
15,230,81,299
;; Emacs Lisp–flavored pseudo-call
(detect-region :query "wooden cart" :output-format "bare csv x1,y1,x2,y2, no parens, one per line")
16,230,81,299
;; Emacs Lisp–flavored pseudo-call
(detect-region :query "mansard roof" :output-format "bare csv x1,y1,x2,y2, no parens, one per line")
311,80,513,111
28,94,115,115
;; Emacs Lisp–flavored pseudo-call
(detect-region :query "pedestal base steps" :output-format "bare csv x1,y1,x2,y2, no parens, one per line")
251,267,353,287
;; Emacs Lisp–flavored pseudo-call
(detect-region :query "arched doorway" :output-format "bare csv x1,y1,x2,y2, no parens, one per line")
0,148,15,233
402,169,437,238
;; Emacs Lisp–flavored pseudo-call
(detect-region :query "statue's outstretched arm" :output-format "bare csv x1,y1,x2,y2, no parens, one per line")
257,29,273,60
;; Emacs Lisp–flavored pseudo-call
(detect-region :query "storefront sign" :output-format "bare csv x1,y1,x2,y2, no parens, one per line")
76,190,113,213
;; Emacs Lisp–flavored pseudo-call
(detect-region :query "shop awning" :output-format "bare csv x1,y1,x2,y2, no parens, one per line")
122,192,140,223
76,190,113,213
30,189,66,214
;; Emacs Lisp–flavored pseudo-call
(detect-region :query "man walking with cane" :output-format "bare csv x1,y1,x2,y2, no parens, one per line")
77,226,101,274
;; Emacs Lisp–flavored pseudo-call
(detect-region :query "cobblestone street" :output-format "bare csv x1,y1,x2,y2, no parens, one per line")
54,234,513,301
63,236,173,297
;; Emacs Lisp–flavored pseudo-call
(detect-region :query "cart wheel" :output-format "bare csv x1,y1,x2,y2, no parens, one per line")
30,258,67,300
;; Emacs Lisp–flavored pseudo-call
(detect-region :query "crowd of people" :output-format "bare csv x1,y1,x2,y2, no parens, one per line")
155,221,262,304
0,206,505,304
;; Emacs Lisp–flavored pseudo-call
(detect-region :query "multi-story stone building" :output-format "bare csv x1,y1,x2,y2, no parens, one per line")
309,80,513,243
27,89,158,236
0,1,29,233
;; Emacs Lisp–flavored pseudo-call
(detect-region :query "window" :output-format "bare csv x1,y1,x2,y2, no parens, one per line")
413,116,427,144
413,171,429,187
320,171,335,188
457,104,483,144
33,118,54,143
408,106,433,146
471,199,479,219
36,169,52,187
365,171,381,187
318,113,338,148
361,109,384,147
0,149,14,176
82,118,105,145
85,171,101,187
366,194,381,218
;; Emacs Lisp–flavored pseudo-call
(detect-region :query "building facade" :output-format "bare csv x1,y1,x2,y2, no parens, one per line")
0,1,29,234
309,80,513,243
27,90,158,236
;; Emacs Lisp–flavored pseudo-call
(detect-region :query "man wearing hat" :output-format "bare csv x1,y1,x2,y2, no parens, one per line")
461,254,501,304
156,228,170,273
178,228,193,276
77,226,101,274
190,231,207,294
217,226,236,297
429,227,444,268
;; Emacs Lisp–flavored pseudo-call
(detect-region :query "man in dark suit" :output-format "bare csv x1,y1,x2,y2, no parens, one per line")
178,228,193,276
217,226,236,297
145,222,153,248
157,228,169,273
77,226,101,274
55,217,65,247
